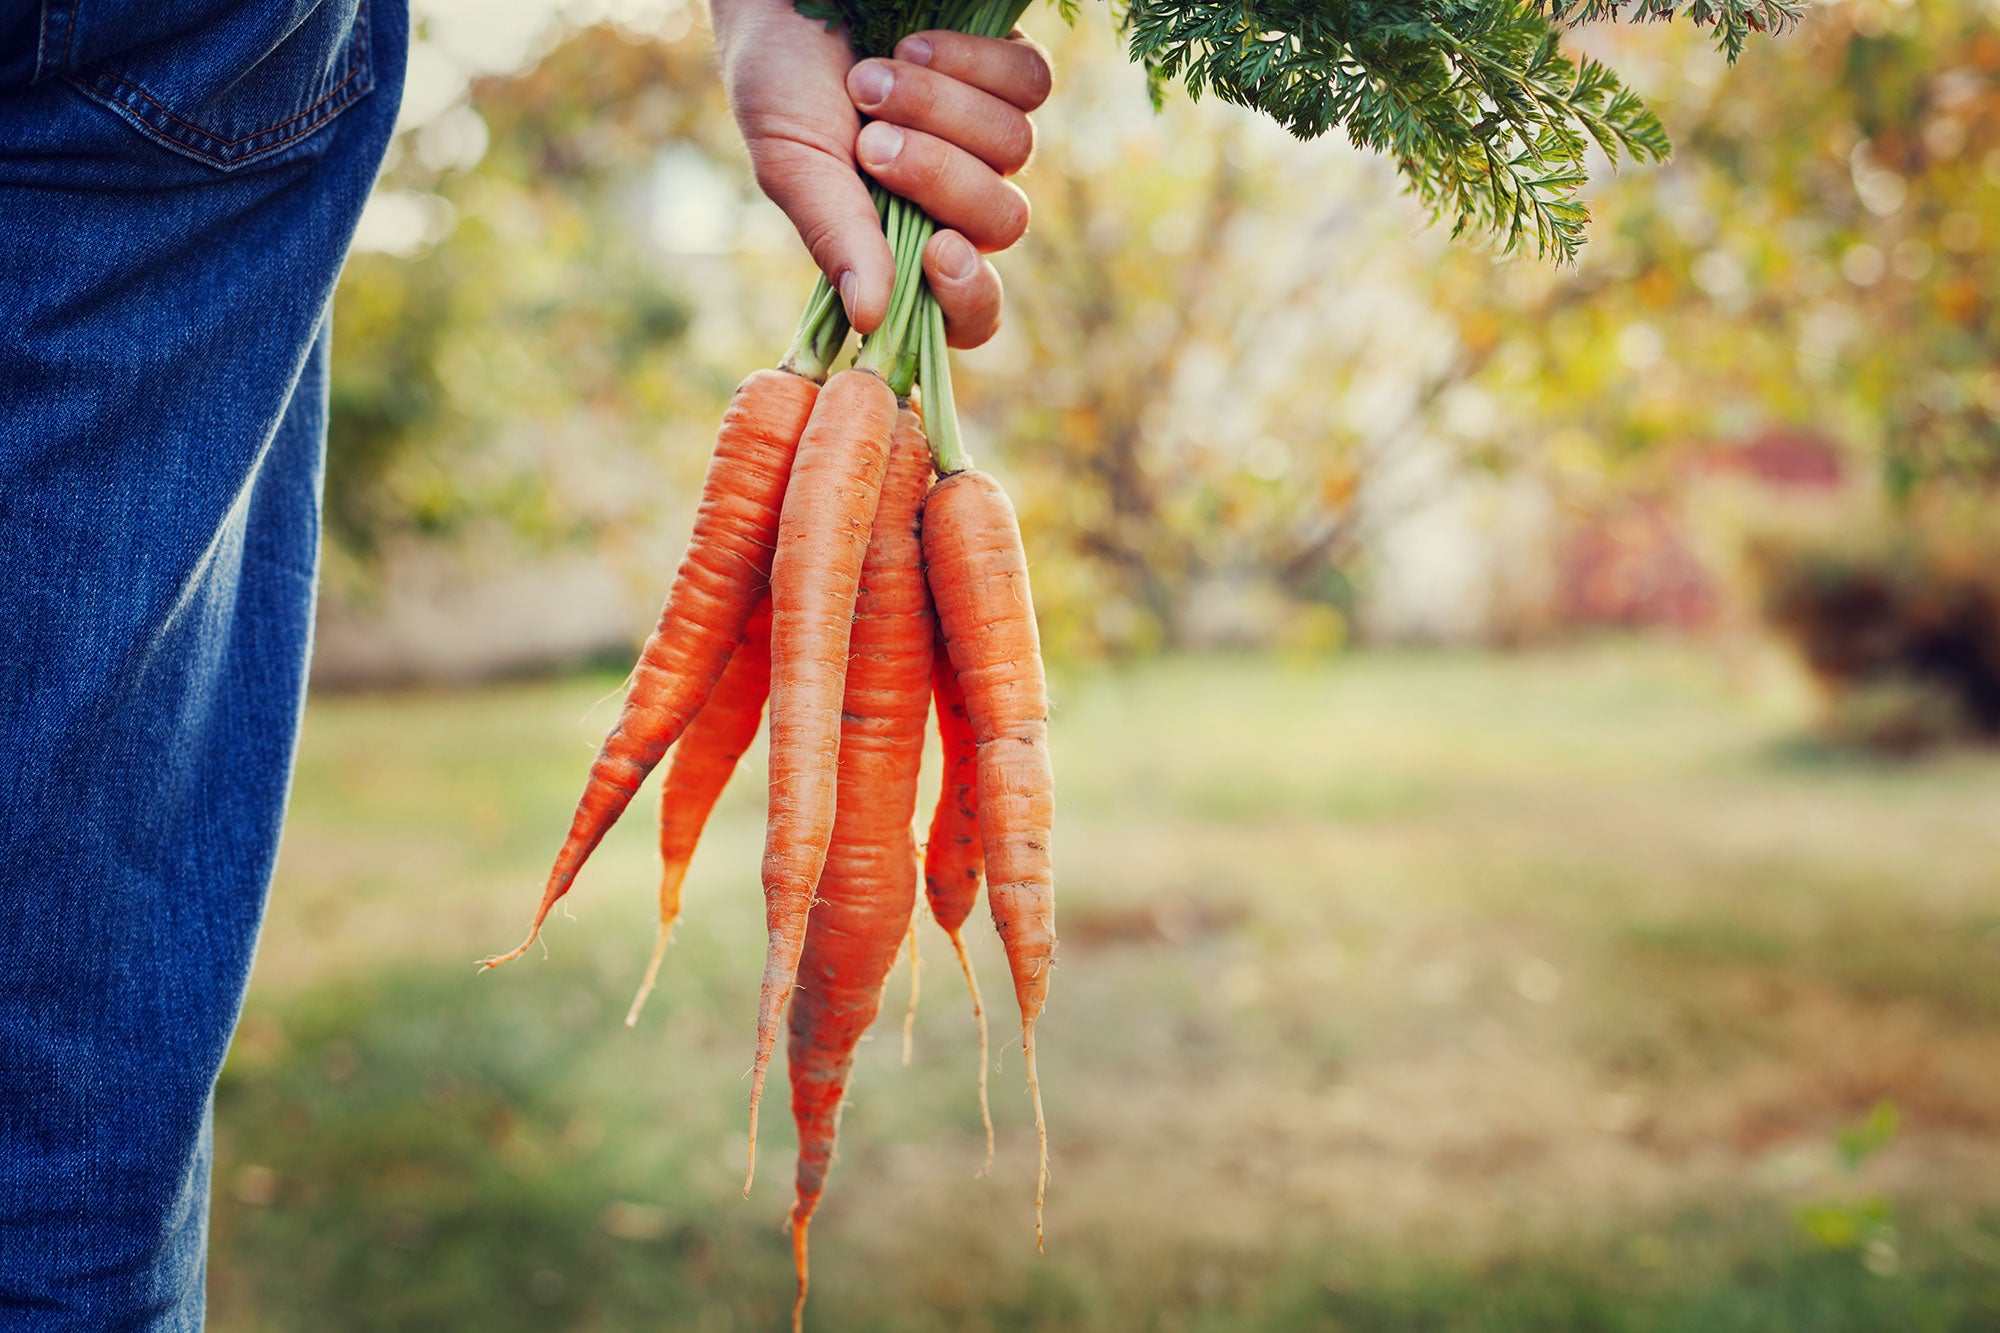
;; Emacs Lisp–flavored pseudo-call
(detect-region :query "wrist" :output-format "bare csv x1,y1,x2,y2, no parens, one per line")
712,0,801,63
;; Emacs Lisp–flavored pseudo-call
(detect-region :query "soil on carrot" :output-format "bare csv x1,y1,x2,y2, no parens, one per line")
211,642,2000,1331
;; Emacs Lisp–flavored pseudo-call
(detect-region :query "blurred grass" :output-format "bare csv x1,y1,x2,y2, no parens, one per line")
211,641,2000,1330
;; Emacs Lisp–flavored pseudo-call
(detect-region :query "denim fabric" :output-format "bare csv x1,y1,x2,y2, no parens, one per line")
0,2,406,1326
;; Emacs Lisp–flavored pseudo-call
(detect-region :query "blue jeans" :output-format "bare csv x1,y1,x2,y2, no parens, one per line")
0,3,406,1325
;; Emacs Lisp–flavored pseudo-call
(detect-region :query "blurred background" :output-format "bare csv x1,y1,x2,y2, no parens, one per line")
211,0,2000,1326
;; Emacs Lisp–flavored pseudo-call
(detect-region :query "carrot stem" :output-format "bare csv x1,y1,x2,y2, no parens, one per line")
918,292,968,474
856,195,933,393
837,0,1031,434
779,273,851,382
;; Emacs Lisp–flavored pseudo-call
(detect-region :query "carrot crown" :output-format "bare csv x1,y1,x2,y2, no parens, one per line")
778,273,853,383
790,0,1032,473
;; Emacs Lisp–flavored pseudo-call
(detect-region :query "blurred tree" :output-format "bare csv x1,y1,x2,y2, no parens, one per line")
951,30,1451,654
1437,0,2000,501
325,24,779,583
326,4,2000,661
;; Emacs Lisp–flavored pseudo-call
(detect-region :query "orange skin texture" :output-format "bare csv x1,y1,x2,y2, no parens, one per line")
656,594,772,937
924,645,983,936
785,408,935,1323
923,470,1054,1036
484,368,818,970
626,596,773,1028
923,467,1055,1244
747,368,900,1187
925,644,995,1171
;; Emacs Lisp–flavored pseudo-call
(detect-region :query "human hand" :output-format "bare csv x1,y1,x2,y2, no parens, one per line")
713,0,1051,348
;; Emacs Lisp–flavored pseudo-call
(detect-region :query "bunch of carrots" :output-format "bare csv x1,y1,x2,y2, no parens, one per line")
478,0,1787,1322
481,2,1051,1324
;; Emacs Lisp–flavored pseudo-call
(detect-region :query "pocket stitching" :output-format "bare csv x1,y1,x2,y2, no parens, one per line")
81,59,365,150
68,68,373,168
61,0,374,171
34,0,80,82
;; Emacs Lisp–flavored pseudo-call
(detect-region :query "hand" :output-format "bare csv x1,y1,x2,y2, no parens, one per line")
713,0,1051,348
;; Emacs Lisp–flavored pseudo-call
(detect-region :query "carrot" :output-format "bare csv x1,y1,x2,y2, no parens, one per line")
925,646,995,1172
482,369,818,972
624,595,773,1028
746,366,900,1191
923,468,1056,1248
785,407,934,1330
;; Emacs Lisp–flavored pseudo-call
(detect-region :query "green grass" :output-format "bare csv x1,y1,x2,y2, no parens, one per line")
211,641,2000,1330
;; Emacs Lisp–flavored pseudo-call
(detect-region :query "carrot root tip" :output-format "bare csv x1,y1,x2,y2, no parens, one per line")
949,932,996,1177
624,920,677,1028
1025,1025,1047,1253
743,1075,766,1196
790,1204,815,1333
476,933,539,971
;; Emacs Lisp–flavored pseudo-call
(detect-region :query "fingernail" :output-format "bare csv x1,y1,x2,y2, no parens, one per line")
897,36,933,66
837,269,857,317
856,122,904,168
936,232,977,281
850,60,892,108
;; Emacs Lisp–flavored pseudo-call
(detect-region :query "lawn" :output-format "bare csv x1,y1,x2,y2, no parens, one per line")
209,642,2000,1330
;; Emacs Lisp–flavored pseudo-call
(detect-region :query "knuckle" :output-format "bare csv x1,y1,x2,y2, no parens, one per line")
947,296,1002,349
997,116,1036,175
747,151,805,206
798,216,847,268
899,66,942,121
904,139,950,194
991,187,1031,248
1017,42,1054,108
924,29,965,62
746,150,782,194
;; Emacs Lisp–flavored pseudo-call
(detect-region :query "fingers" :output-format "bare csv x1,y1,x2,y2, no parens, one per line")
893,30,1052,112
720,3,898,333
741,130,894,334
838,26,1049,336
855,122,1030,253
847,58,1034,175
924,230,1005,349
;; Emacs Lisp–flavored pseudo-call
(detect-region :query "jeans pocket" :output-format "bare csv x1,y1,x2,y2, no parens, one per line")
48,0,375,172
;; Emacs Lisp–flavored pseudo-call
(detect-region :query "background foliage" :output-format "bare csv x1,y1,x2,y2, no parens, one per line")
214,2,2000,1326
325,1,2000,674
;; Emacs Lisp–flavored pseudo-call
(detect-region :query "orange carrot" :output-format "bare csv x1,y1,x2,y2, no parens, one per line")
624,595,773,1028
481,370,817,971
923,468,1056,1248
786,407,934,1329
925,646,994,1172
747,367,899,1190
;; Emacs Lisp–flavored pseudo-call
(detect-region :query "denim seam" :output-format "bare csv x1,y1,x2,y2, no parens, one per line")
60,0,373,170
82,59,365,149
33,1,79,83
66,72,374,168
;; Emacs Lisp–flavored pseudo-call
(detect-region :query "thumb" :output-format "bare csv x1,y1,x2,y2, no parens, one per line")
745,137,893,335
